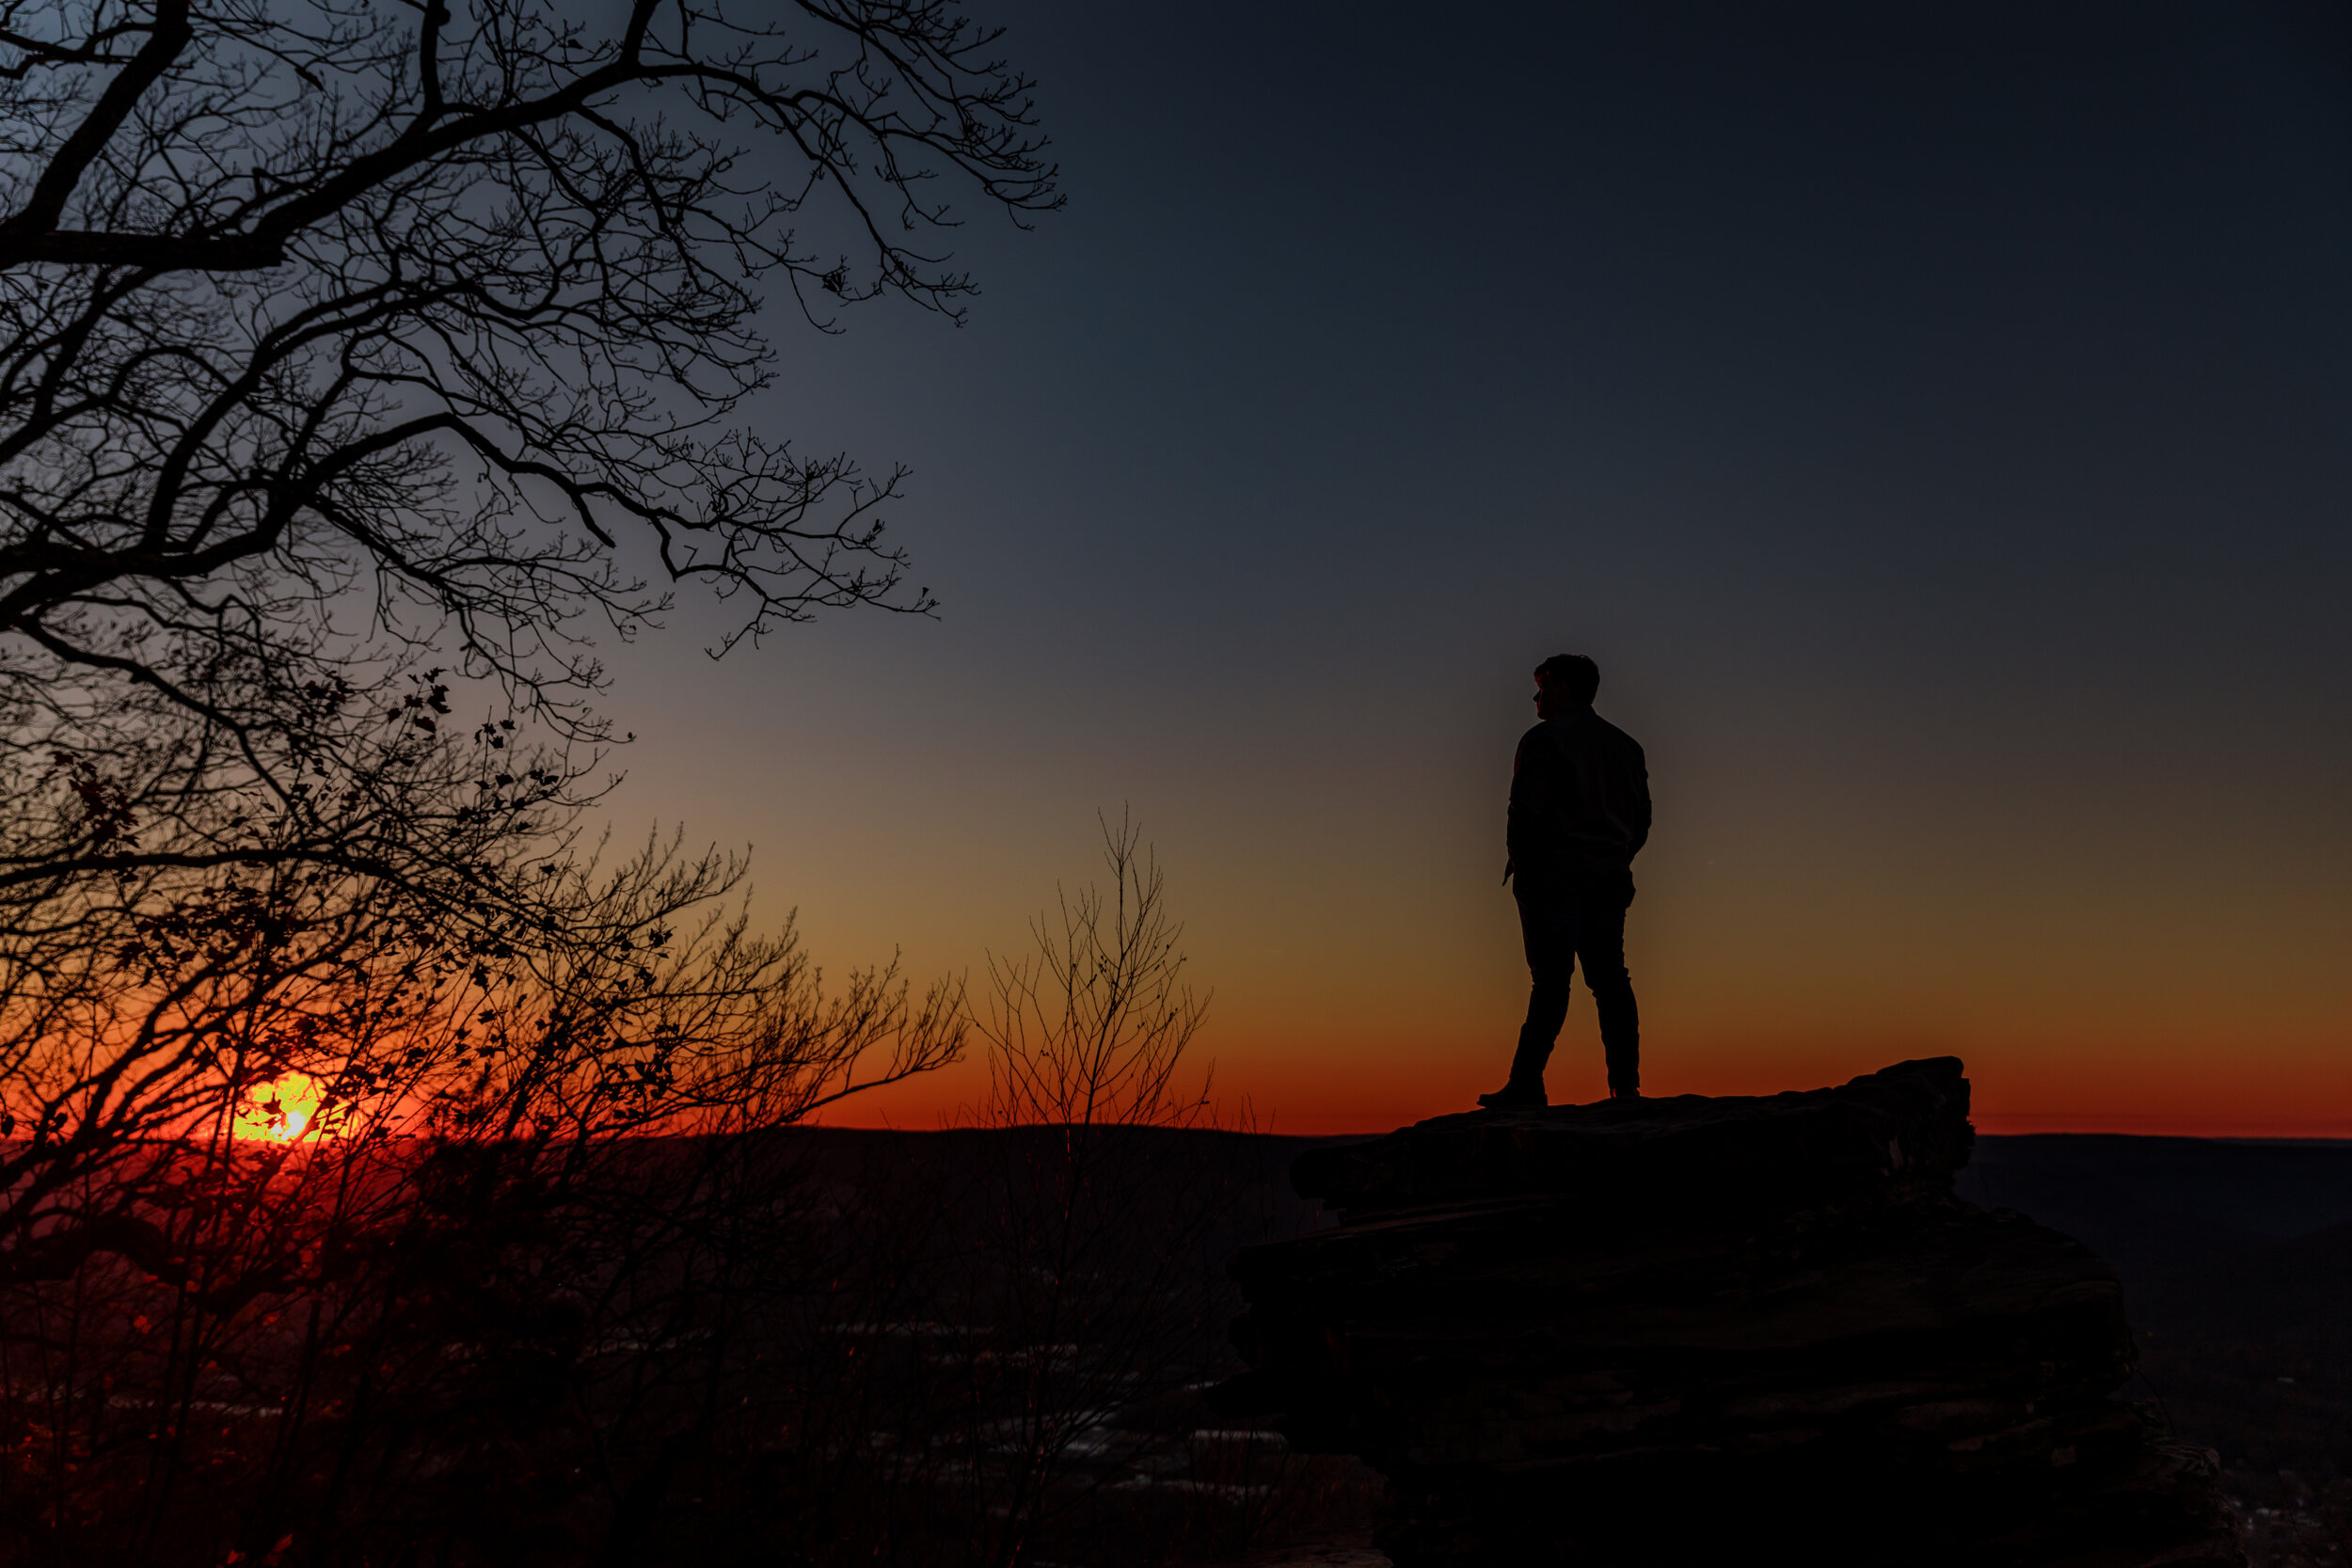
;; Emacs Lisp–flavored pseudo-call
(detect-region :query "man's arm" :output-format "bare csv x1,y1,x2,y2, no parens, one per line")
1627,741,1652,859
1506,729,1539,880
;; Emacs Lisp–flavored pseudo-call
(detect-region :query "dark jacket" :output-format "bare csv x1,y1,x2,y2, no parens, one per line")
1507,705,1651,879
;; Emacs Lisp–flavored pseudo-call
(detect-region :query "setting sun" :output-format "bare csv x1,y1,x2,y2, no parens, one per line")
233,1072,323,1143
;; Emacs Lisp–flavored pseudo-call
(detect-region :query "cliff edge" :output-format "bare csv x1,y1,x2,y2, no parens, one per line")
1215,1058,2241,1567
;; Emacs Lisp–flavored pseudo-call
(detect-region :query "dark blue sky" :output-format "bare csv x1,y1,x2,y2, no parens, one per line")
607,0,2352,1130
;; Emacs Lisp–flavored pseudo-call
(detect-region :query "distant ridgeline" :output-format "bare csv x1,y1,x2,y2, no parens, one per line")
1213,1059,2246,1568
1961,1132,2352,1482
1960,1133,2352,1288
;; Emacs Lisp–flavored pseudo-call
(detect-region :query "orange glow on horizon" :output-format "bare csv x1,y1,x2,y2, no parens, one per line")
807,1030,2352,1142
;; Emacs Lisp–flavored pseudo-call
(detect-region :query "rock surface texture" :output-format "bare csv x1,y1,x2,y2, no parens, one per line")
1215,1059,2242,1567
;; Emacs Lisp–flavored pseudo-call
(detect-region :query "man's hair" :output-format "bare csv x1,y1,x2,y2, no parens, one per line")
1534,653,1600,705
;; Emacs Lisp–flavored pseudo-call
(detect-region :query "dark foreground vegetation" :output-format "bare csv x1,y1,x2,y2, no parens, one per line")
0,1117,1381,1567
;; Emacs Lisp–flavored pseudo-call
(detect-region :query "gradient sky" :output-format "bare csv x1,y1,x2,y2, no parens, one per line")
588,0,2352,1135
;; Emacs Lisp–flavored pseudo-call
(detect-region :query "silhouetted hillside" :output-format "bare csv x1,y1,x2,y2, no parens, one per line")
1959,1134,2352,1484
1957,1135,2352,1290
2127,1220,2352,1481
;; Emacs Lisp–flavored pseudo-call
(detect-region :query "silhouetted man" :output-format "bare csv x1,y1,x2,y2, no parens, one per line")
1480,654,1650,1109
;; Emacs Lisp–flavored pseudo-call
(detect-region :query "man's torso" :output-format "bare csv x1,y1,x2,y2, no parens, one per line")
1508,707,1651,879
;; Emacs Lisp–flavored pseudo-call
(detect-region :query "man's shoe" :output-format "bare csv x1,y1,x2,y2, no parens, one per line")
1477,1083,1547,1110
1609,1085,1642,1100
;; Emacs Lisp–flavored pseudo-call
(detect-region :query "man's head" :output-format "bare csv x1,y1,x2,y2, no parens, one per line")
1533,653,1599,718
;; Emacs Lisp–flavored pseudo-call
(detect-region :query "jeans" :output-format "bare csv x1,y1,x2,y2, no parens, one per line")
1510,870,1639,1096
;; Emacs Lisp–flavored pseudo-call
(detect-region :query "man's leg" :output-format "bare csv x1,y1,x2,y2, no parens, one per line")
1577,879,1639,1097
1502,884,1581,1100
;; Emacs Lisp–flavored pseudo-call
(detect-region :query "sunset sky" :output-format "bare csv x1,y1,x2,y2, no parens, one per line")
592,0,2350,1135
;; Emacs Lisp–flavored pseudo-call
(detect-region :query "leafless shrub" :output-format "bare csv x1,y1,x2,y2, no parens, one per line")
758,819,1375,1568
949,816,1235,1565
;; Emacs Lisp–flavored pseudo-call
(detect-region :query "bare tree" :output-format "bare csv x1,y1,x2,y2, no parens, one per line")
0,0,1057,846
0,0,1048,1240
0,7,1061,1560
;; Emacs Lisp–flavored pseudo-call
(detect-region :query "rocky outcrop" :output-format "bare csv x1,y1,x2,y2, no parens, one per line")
1215,1059,2241,1567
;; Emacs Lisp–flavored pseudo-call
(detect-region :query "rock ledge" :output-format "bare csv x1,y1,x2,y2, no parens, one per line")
1216,1059,2241,1567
